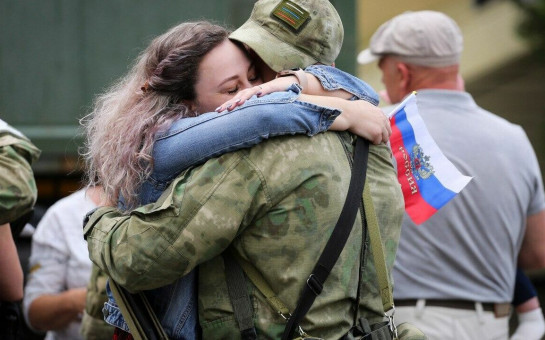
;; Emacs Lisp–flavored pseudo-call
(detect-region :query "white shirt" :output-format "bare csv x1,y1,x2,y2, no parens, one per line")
23,189,97,340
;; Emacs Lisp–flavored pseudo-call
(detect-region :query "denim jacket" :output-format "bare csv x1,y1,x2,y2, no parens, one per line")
103,65,378,339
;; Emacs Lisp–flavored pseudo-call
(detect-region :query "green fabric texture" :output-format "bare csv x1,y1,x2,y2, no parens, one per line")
80,264,115,339
85,132,404,339
0,131,40,225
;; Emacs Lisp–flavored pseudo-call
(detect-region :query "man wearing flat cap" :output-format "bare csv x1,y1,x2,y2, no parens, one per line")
358,10,545,339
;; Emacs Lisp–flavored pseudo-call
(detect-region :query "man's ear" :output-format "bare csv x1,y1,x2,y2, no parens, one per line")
396,62,411,93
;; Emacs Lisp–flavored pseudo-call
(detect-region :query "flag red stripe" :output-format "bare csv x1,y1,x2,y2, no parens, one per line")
405,196,438,224
275,11,297,25
390,114,438,224
390,115,421,205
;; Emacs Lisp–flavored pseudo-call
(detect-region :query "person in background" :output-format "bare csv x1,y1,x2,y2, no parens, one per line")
456,68,544,340
0,117,40,340
23,186,114,340
376,56,545,340
357,10,545,339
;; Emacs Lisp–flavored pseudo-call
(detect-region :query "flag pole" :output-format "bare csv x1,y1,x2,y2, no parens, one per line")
387,91,418,119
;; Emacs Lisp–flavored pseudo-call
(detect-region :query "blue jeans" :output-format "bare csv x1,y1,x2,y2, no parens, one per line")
104,271,199,338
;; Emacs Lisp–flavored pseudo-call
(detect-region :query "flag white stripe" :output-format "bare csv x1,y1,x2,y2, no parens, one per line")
402,94,472,193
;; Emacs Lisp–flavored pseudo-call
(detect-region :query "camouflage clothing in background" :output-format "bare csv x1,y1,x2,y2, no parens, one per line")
0,119,40,225
85,132,403,339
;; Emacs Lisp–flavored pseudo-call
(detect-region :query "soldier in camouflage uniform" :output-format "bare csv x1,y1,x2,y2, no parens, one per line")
84,1,409,339
0,118,40,340
85,131,403,339
0,118,40,226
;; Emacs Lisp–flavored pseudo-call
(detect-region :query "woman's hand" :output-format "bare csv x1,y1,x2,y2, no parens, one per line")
215,76,297,112
297,94,391,145
331,100,391,145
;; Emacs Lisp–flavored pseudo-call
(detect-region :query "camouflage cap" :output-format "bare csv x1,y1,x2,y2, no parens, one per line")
229,0,344,72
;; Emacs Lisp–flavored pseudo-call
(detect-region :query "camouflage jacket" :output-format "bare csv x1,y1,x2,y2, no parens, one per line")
0,120,40,225
84,132,403,339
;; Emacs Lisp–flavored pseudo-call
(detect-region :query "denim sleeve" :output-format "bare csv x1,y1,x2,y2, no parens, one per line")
151,84,341,183
304,65,379,105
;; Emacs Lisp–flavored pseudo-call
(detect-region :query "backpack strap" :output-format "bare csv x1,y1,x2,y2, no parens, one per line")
227,178,396,340
363,180,394,312
108,280,169,340
223,252,258,340
229,251,291,317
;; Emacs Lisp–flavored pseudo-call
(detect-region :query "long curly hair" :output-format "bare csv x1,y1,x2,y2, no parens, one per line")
81,21,230,210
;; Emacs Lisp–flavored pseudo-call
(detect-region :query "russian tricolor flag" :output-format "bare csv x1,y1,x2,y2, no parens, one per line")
389,92,472,224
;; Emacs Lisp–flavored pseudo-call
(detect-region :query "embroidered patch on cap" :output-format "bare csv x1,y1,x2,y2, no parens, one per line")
271,0,310,32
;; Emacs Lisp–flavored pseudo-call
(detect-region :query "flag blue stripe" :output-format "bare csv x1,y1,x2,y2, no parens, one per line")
281,6,301,19
396,107,456,209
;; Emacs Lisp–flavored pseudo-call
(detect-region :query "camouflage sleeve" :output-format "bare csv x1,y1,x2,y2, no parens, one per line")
84,151,269,292
0,133,41,224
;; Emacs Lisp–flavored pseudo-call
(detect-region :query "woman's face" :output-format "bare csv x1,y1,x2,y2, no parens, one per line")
192,39,262,113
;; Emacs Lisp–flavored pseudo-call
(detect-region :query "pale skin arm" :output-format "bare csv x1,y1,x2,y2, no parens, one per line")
217,74,391,145
518,210,545,270
27,287,87,331
0,223,24,301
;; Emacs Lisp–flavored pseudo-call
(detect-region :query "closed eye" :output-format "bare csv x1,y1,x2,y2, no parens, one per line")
227,86,239,94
